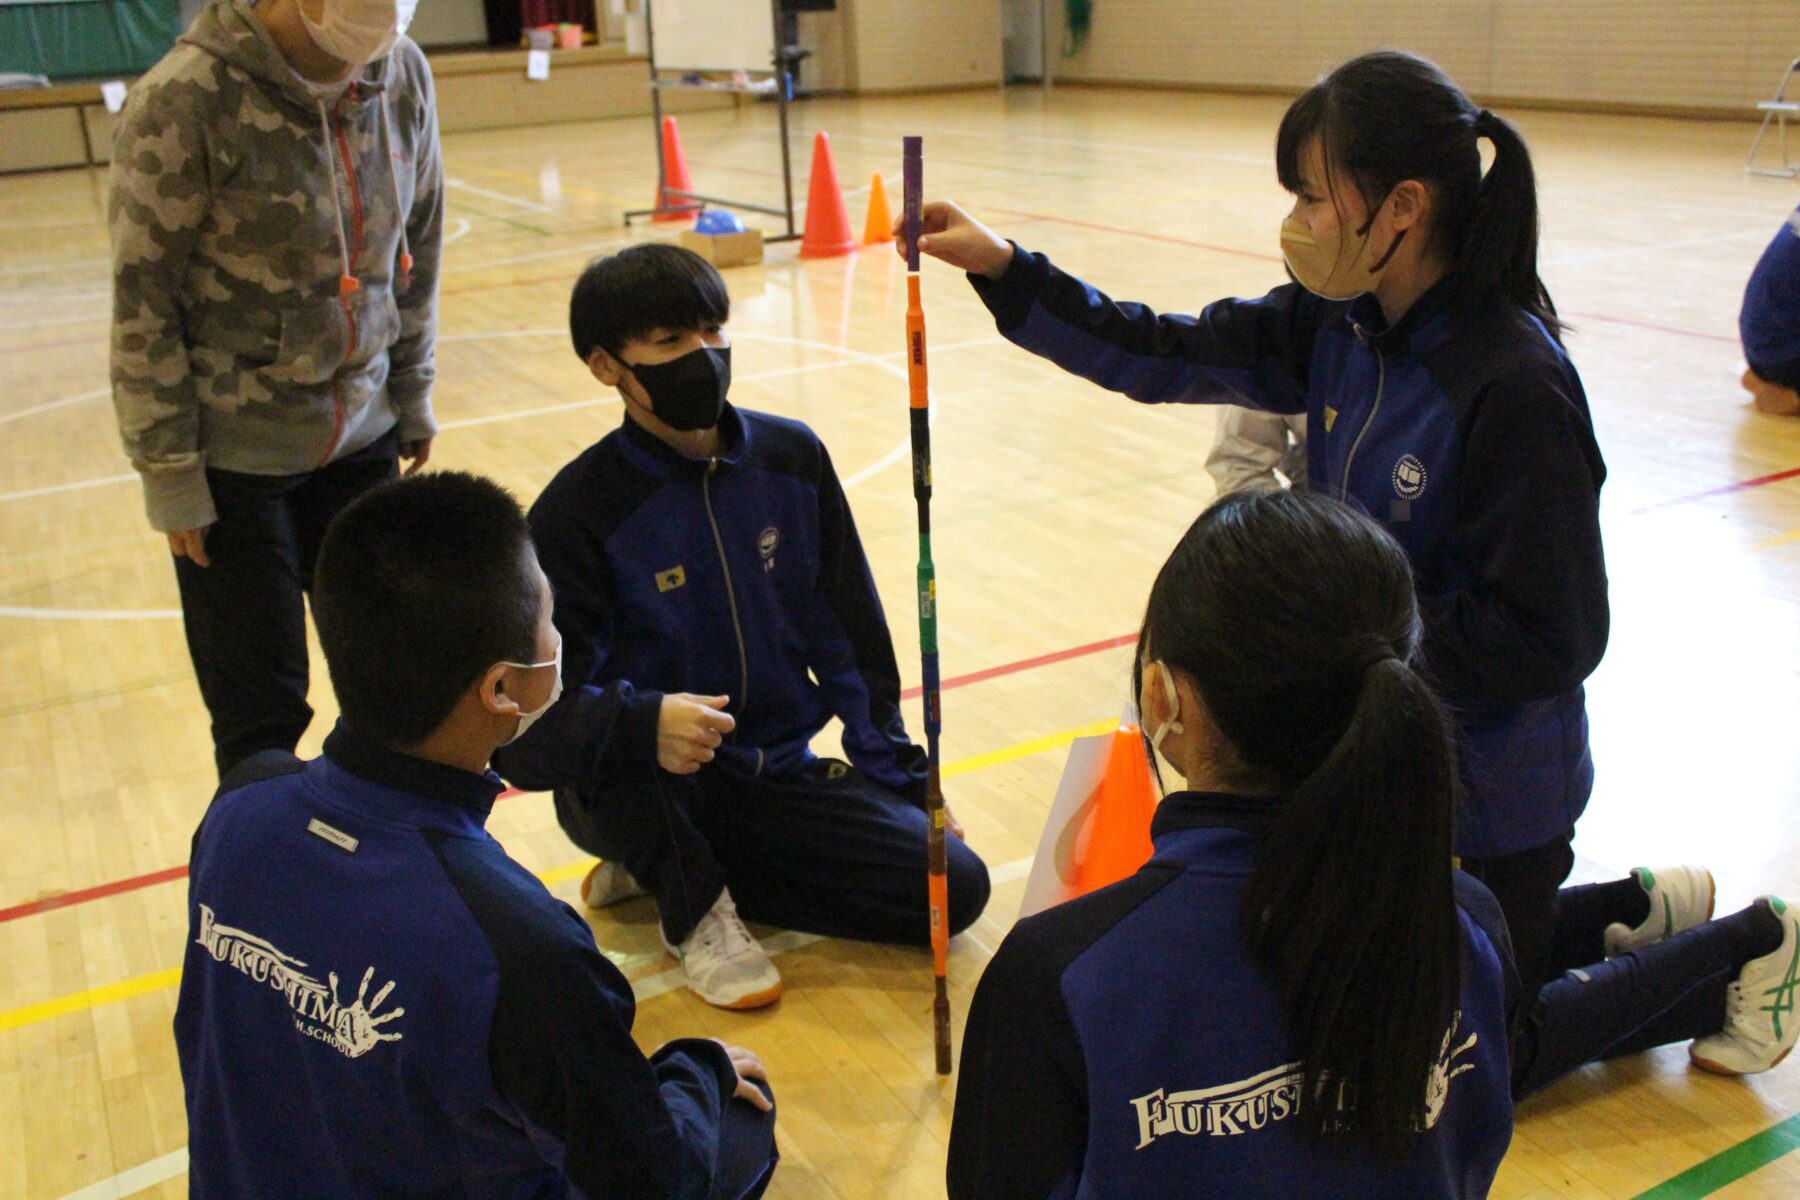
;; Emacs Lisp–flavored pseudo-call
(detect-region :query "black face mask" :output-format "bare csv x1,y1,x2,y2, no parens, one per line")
627,344,731,432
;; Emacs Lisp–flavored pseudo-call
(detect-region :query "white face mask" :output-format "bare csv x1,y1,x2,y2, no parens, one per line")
499,636,563,745
1143,660,1186,761
300,0,419,66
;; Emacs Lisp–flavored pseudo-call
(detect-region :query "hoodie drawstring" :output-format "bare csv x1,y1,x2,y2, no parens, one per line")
315,94,359,303
378,89,413,294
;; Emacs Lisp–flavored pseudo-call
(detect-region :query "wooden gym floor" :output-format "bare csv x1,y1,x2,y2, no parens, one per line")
3,85,1799,1199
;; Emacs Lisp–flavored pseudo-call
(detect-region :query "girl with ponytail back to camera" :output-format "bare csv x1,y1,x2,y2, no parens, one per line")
916,51,1798,1117
949,489,1517,1199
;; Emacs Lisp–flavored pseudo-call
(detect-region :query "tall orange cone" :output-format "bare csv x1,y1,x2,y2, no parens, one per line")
1066,723,1159,896
799,131,857,258
862,172,893,245
653,115,695,223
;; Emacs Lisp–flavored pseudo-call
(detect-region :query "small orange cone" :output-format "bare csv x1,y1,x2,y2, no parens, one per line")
653,116,695,224
799,131,858,258
862,172,893,246
1066,723,1159,896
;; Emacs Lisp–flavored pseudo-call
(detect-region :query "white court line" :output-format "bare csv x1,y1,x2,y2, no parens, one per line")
439,397,615,431
0,332,997,617
56,1149,191,1200
49,850,1037,1199
0,309,108,334
0,286,109,306
443,217,473,246
0,473,137,504
0,606,182,620
1546,227,1773,269
0,387,108,425
446,177,553,213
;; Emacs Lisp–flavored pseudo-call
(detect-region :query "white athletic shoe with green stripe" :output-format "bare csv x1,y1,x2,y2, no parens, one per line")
1690,896,1800,1076
1603,865,1716,957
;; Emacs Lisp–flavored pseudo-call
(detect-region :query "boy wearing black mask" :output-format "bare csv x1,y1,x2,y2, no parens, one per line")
493,245,990,1010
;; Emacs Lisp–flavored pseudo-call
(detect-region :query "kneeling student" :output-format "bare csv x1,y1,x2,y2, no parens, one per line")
494,245,990,1009
176,471,779,1200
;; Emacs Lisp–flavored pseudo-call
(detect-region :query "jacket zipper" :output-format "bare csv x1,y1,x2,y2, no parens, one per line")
702,460,754,769
319,91,366,467
1339,346,1386,501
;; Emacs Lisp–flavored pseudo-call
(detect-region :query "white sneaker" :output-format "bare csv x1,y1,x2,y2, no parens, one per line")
662,888,783,1010
1690,896,1799,1076
1603,865,1716,957
579,860,648,909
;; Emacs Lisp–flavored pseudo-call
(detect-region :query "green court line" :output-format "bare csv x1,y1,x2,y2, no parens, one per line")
1632,1111,1800,1199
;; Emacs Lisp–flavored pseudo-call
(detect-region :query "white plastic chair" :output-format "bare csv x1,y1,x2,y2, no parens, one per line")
1748,56,1800,177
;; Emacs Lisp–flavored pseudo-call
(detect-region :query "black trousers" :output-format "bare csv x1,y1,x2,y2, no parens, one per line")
1463,835,1747,1100
174,433,398,780
555,756,992,946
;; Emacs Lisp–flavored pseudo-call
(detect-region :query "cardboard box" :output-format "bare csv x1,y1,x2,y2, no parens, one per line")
680,228,764,269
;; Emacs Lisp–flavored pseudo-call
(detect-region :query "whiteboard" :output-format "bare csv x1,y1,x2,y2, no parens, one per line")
649,0,777,74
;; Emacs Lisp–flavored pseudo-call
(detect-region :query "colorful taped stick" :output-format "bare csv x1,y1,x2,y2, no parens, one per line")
902,135,953,1076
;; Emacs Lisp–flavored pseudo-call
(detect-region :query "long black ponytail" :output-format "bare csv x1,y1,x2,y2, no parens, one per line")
1275,49,1562,340
1134,489,1461,1152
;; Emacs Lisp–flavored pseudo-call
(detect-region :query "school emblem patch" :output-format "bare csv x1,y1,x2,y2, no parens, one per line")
759,527,779,572
655,565,687,593
1392,454,1428,501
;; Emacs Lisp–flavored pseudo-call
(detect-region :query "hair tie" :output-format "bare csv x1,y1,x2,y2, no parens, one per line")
1473,108,1497,137
1354,639,1400,677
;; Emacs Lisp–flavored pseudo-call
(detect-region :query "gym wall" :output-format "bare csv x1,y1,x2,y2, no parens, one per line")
1041,0,1800,118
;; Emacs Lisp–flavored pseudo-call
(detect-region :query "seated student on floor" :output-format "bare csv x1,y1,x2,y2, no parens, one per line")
1740,202,1800,416
492,244,990,1010
951,488,1518,1199
176,471,779,1200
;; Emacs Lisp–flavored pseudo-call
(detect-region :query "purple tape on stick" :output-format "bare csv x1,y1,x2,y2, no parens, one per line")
903,136,922,272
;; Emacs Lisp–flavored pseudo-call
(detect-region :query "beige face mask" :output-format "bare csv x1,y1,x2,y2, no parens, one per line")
1279,201,1407,302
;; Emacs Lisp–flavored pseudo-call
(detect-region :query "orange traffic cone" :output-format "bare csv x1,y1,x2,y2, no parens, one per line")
799,131,858,258
653,115,695,224
1066,722,1159,896
862,172,893,246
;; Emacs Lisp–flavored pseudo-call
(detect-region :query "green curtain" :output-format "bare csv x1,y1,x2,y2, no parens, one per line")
0,0,183,80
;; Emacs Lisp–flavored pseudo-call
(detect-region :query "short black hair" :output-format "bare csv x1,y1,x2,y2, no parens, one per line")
568,242,730,361
313,472,542,747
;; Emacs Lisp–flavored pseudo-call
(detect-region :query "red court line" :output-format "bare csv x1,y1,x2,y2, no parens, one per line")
1564,311,1738,345
1633,465,1800,514
0,865,189,924
0,631,1139,924
976,205,1286,264
899,632,1137,700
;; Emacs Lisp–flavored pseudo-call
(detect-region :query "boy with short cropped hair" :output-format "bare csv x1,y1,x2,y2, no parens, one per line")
493,244,991,1010
176,471,778,1200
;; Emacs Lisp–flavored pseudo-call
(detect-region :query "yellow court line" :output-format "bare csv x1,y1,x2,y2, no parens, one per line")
1751,527,1800,551
0,968,183,1034
0,719,1113,1034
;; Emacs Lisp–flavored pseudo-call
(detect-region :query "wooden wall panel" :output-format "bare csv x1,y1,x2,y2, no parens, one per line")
0,107,88,174
1041,0,1800,117
847,0,1003,93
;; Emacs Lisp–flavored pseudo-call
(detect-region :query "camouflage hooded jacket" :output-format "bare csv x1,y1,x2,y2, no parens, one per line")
109,0,443,533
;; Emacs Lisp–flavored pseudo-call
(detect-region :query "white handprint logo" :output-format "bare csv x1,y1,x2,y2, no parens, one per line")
328,967,405,1059
1419,1011,1478,1130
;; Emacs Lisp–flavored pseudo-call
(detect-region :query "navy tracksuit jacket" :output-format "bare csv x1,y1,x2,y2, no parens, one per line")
1741,204,1800,387
949,791,1518,1200
495,404,927,803
970,249,1610,858
175,726,771,1199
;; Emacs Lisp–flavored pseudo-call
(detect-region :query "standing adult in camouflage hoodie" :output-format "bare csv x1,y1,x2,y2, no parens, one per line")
110,0,442,778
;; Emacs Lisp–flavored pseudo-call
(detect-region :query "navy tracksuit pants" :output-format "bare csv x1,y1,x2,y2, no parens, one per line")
555,757,991,946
